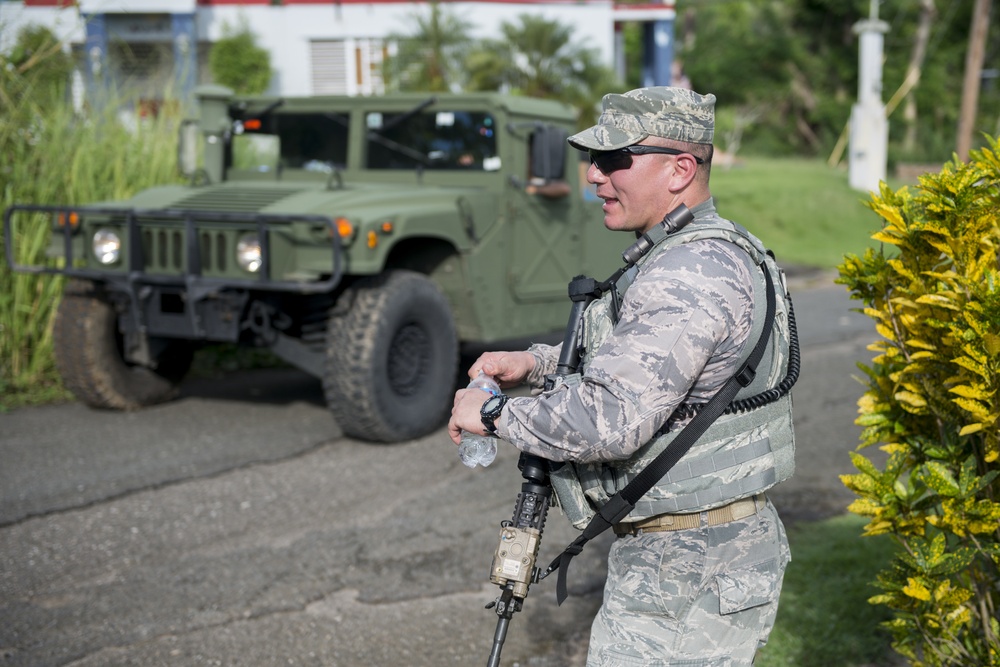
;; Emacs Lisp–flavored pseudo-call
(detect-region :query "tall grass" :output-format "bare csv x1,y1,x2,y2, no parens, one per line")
0,73,183,404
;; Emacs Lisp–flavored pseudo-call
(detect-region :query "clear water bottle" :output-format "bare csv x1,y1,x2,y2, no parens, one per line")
458,372,500,468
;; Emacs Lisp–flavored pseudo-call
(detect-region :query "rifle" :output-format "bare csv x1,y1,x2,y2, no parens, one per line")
483,205,694,666
484,273,596,667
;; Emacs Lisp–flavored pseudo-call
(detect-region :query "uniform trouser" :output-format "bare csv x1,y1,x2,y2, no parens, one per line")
587,498,790,667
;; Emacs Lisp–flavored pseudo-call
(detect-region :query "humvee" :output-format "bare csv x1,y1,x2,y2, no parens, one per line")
4,85,619,442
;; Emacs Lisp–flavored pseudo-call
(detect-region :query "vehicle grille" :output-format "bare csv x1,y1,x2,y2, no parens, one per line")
121,188,297,275
140,227,232,274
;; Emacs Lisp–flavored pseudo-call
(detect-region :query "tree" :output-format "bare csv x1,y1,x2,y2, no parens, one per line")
0,24,74,111
899,0,937,154
956,0,993,161
681,1,808,155
382,1,473,93
464,14,620,127
208,19,271,95
679,0,1000,162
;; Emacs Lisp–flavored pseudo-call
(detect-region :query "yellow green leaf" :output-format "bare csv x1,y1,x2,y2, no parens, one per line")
953,356,988,379
923,461,960,497
949,384,992,401
875,323,897,341
903,578,931,601
872,230,903,246
959,423,985,436
895,390,927,408
915,294,961,311
952,396,991,421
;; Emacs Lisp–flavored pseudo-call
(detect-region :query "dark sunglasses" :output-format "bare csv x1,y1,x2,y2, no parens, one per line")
589,145,704,174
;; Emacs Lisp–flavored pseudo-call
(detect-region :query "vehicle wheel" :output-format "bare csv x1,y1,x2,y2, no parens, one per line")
53,281,194,410
324,270,459,443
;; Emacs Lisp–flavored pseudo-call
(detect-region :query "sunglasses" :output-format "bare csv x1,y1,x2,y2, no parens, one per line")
588,145,704,174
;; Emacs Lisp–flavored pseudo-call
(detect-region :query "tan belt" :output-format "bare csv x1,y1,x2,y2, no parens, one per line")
613,494,766,537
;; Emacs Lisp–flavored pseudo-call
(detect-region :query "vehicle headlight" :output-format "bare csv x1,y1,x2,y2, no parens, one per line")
236,233,262,272
92,229,121,265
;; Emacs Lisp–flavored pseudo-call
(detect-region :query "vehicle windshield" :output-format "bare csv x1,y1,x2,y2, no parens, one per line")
365,110,500,171
231,112,349,174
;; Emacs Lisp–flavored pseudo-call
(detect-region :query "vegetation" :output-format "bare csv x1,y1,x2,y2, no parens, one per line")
635,0,996,166
382,0,997,166
208,18,272,95
382,1,475,93
463,14,619,130
0,27,184,409
838,138,1000,665
383,3,619,130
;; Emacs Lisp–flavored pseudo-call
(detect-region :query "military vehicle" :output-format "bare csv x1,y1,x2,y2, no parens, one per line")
4,86,619,442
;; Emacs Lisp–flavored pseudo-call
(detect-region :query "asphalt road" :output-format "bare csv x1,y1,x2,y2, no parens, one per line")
0,270,880,667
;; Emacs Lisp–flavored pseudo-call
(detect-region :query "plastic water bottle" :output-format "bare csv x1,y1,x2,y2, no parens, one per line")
458,372,501,468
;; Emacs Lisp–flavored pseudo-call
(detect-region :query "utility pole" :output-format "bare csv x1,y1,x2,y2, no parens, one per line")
849,0,889,192
956,0,993,161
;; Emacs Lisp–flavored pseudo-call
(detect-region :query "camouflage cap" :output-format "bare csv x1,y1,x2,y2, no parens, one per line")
568,87,715,150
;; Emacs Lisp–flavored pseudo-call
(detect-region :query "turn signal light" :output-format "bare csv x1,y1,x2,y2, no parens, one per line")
335,217,354,238
244,118,262,131
57,211,80,229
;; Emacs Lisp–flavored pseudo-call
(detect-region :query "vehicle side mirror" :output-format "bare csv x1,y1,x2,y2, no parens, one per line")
530,125,568,182
177,119,200,178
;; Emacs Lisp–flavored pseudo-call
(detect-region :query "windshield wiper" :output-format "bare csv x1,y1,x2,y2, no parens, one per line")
366,96,438,167
375,96,437,133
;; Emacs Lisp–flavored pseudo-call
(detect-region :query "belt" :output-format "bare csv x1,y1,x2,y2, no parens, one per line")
612,494,766,537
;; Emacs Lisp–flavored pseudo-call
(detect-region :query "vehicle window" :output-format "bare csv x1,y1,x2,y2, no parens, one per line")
233,113,349,174
231,132,280,172
365,110,500,171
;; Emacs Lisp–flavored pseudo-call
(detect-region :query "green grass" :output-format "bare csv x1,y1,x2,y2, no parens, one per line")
712,157,897,271
758,513,900,667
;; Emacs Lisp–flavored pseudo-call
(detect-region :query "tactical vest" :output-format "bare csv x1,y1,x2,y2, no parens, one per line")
548,217,796,530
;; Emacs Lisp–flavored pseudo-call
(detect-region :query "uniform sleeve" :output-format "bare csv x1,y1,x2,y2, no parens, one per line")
524,342,560,389
497,239,755,463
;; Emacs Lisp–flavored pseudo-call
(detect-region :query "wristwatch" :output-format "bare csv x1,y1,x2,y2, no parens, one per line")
480,393,509,434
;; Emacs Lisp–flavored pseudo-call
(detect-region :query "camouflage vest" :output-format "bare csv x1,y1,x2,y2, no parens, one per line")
548,218,796,529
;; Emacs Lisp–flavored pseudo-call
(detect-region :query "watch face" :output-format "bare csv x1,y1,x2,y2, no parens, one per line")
482,395,505,414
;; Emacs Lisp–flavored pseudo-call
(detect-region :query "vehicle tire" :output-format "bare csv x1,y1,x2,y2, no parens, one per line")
53,281,194,410
324,270,459,443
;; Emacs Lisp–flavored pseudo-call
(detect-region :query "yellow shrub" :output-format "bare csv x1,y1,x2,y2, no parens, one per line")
838,136,1000,666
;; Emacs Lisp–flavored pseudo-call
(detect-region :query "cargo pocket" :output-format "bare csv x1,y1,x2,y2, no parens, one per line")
716,557,782,615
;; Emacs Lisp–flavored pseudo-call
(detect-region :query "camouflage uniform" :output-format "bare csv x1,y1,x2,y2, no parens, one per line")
493,87,794,666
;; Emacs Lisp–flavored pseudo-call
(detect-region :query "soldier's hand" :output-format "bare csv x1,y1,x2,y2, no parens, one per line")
448,388,490,445
469,351,535,389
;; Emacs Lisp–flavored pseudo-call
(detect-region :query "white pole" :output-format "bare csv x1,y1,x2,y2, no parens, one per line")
848,0,889,192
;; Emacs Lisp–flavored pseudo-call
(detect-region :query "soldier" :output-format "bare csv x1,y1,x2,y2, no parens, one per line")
448,86,796,666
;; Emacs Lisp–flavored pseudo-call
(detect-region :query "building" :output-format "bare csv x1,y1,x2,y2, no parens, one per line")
0,0,678,107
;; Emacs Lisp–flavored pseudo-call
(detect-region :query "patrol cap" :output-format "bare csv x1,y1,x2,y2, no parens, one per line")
568,86,716,151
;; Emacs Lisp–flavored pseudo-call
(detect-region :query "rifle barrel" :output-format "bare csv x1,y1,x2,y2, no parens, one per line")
487,616,511,667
